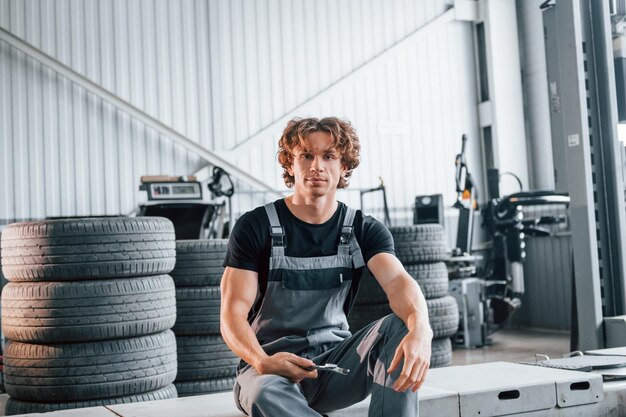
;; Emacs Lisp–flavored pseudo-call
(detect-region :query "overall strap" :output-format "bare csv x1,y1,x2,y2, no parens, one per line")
264,203,285,257
338,207,366,268
338,207,357,253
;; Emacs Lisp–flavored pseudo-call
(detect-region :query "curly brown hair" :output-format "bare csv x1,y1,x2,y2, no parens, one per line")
277,117,361,189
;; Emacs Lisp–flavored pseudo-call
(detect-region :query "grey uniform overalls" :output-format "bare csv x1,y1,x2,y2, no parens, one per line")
234,202,419,417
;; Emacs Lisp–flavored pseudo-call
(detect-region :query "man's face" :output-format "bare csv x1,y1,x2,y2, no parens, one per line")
288,131,347,199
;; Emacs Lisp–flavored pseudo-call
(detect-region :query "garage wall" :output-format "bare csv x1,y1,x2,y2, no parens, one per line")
229,9,482,225
0,0,481,227
0,0,210,221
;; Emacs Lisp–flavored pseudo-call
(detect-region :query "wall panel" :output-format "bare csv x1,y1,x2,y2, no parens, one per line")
229,17,481,224
0,0,478,226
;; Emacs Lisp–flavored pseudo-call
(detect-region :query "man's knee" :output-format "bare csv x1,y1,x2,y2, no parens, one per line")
249,375,294,409
378,314,409,340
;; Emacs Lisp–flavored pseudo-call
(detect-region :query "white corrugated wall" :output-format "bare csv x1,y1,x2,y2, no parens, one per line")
0,0,480,226
0,0,213,221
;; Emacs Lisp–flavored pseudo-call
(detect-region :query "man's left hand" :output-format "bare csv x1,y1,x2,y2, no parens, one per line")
387,329,432,392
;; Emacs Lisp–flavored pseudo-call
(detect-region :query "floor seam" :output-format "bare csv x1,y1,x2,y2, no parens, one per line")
104,405,125,417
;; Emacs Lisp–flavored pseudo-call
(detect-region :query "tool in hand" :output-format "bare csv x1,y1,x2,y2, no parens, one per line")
307,363,350,375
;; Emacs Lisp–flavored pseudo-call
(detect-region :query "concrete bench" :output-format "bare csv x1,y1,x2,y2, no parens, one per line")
9,387,457,417
10,362,626,416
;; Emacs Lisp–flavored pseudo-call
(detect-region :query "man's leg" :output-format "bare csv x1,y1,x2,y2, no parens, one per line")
304,314,419,417
235,365,322,417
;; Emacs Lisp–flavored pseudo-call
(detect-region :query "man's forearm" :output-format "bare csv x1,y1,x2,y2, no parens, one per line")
387,275,433,336
221,316,269,372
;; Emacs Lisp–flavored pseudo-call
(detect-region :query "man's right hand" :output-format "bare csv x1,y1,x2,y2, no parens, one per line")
258,352,319,383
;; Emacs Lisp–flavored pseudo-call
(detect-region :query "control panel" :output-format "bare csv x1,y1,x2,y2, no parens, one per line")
144,182,203,200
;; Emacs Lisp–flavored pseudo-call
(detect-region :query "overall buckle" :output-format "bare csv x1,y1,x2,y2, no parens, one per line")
340,226,353,245
270,226,285,247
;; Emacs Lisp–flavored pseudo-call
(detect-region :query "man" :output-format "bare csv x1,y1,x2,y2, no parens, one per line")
221,117,433,417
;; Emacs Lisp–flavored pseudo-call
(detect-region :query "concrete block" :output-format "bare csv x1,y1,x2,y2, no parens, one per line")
11,407,116,417
423,362,602,416
106,392,242,417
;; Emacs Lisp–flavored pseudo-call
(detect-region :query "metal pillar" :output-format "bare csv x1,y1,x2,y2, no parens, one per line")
475,0,530,198
543,0,626,350
517,0,556,191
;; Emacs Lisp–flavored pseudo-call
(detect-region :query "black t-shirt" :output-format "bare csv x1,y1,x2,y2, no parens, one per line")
224,199,395,318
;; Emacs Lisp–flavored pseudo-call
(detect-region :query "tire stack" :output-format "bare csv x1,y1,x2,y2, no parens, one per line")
170,240,238,397
0,217,179,415
0,236,6,394
348,224,459,368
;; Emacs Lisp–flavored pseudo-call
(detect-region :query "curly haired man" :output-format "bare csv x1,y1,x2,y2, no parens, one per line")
221,117,432,417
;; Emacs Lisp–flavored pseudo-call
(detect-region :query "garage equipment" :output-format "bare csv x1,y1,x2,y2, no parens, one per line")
139,168,235,239
532,351,626,379
481,184,570,325
413,194,444,226
359,177,391,227
582,347,626,407
448,134,488,347
449,276,485,348
449,139,570,347
450,190,570,347
453,134,477,255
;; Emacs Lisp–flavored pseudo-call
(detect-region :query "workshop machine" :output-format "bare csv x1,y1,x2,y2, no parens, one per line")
138,167,235,239
446,135,570,348
480,184,570,328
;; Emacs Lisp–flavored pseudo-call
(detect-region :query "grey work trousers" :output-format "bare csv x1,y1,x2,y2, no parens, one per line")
235,314,419,417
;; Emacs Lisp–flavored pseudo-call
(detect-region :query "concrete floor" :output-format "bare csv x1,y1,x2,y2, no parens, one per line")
451,327,571,366
0,328,571,416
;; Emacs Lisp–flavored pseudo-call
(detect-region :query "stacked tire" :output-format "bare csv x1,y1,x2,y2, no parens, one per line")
0,237,6,393
170,240,238,397
348,224,458,368
0,217,179,415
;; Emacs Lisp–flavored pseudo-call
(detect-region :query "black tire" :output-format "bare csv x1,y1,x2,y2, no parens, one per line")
4,330,177,402
357,263,449,304
173,286,221,335
1,217,176,281
390,225,449,263
174,377,236,397
405,263,449,299
175,239,229,259
176,335,239,381
170,266,225,286
389,224,447,244
170,240,228,286
4,384,178,415
2,275,177,343
348,297,458,338
428,296,460,339
431,337,452,368
394,241,449,264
